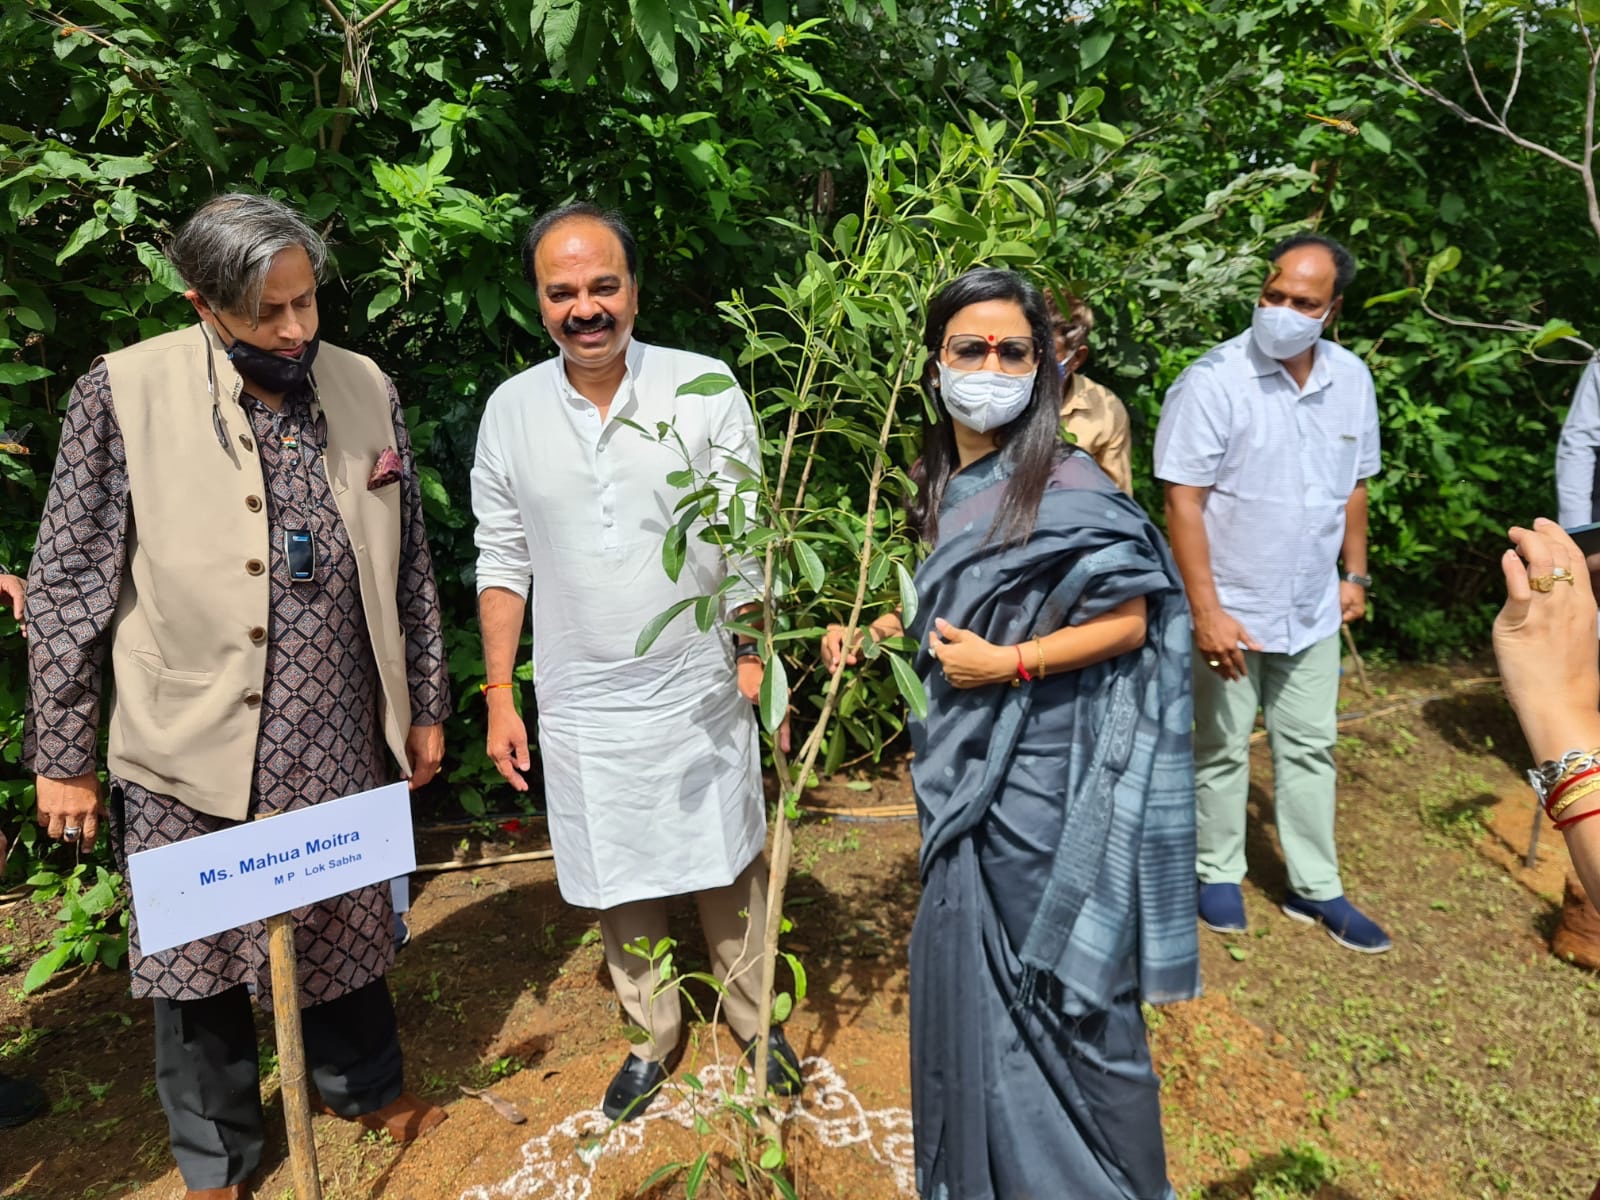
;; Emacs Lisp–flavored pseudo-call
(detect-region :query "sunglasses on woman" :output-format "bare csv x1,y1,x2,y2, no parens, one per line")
942,335,1040,375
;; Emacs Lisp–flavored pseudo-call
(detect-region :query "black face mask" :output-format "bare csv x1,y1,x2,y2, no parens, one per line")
215,318,320,395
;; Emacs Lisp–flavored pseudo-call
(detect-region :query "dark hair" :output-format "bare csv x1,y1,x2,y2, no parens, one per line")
907,268,1064,547
521,202,639,286
1268,232,1357,298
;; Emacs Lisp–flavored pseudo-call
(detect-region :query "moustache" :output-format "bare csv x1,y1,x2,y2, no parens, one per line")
562,313,616,336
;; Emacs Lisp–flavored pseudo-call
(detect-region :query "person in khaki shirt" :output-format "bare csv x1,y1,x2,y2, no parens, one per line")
1049,290,1132,494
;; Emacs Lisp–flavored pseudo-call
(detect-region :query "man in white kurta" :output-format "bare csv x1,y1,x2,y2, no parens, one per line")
470,204,795,1122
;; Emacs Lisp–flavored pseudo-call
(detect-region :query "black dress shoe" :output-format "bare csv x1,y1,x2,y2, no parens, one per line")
602,1053,668,1122
0,1072,47,1128
738,1027,803,1097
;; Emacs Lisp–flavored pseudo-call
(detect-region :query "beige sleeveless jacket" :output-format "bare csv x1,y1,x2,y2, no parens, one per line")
101,324,412,820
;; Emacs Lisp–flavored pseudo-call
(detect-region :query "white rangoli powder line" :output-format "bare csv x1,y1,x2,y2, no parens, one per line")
458,1056,915,1200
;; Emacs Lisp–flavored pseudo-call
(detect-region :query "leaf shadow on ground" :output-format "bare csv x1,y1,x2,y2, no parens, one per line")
1418,688,1525,773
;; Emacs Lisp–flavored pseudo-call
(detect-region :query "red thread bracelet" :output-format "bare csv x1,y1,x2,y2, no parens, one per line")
1547,764,1600,819
479,682,515,696
1555,806,1600,833
1015,645,1033,683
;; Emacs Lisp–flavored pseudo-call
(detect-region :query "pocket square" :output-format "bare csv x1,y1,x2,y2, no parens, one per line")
367,447,404,489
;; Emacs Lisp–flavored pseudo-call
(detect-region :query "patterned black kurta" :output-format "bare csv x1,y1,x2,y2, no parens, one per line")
25,361,448,1008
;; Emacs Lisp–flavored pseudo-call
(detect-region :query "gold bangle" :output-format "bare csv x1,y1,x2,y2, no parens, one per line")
1552,777,1600,822
1033,636,1046,680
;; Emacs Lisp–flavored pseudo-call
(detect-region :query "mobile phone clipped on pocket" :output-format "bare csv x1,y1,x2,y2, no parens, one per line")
285,528,316,582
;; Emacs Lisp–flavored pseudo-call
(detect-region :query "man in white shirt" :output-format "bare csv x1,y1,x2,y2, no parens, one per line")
470,203,798,1121
1555,359,1600,528
1154,232,1391,954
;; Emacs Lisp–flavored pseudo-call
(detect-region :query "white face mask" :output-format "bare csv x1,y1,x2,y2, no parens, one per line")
1251,303,1329,361
937,362,1036,433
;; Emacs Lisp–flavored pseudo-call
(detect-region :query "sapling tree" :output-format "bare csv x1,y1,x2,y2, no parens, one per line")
630,59,1122,1180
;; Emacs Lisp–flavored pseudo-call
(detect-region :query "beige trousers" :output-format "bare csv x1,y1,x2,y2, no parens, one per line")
598,853,768,1062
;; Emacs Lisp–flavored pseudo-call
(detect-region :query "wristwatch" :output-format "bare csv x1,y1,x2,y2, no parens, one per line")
1341,571,1372,589
732,638,760,661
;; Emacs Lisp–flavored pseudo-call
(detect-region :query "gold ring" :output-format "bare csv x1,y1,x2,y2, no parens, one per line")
1530,574,1563,593
1552,566,1575,583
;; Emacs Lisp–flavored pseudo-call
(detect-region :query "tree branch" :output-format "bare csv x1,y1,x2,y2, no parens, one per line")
1500,20,1526,122
357,0,407,33
1384,50,1581,173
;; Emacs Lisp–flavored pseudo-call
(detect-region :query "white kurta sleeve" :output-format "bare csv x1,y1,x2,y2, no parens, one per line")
471,401,534,598
1556,360,1600,527
710,383,764,610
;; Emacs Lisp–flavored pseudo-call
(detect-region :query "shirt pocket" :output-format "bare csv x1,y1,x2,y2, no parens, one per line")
1306,432,1359,503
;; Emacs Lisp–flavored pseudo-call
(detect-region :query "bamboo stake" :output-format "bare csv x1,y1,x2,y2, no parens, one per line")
411,848,554,873
266,911,323,1200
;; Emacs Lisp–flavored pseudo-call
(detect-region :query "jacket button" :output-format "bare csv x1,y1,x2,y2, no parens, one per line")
245,495,263,513
239,434,254,452
249,626,267,644
245,559,265,575
243,690,262,705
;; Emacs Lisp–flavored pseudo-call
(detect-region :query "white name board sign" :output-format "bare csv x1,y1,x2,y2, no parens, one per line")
128,782,415,955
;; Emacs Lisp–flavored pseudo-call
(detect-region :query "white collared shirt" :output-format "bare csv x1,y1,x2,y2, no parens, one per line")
470,338,765,909
1153,329,1381,655
1556,359,1600,527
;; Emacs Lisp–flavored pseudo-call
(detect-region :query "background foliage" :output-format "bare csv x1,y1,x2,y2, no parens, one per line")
0,0,1593,970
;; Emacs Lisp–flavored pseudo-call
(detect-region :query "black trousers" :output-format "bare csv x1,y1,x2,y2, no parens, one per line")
153,978,404,1189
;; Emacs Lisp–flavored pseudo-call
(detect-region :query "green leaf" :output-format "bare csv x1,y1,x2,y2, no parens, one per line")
896,561,919,627
23,943,74,993
759,650,789,734
885,650,928,720
1079,30,1115,70
94,155,154,180
793,540,825,593
367,286,403,321
0,364,53,385
772,991,793,1022
630,0,679,90
1531,319,1580,350
685,1151,710,1198
675,371,736,397
760,1142,785,1170
1363,287,1419,308
635,597,696,656
783,950,808,1001
1423,245,1461,295
1358,123,1392,154
56,216,109,265
636,1164,682,1194
693,592,717,633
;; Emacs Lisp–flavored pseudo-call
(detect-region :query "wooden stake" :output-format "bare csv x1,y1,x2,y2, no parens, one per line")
1341,623,1372,697
266,911,323,1200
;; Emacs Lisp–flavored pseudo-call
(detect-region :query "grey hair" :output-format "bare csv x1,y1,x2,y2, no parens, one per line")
165,193,327,323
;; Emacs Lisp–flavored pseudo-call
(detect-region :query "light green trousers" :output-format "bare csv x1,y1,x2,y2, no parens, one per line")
1193,632,1342,901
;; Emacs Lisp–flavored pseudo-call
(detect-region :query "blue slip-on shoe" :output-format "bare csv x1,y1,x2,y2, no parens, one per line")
1281,892,1392,954
1197,882,1248,934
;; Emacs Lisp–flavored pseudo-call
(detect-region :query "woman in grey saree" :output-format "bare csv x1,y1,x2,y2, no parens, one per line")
827,269,1199,1200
